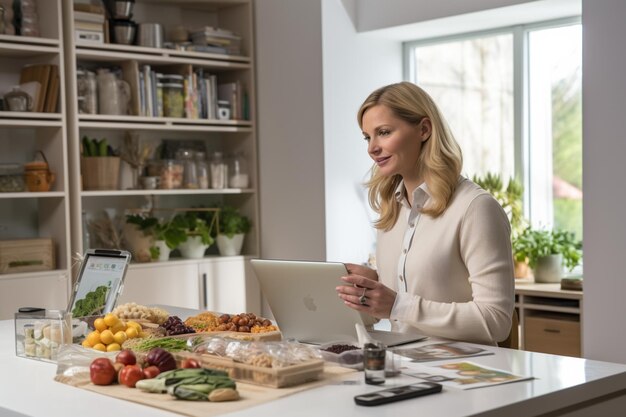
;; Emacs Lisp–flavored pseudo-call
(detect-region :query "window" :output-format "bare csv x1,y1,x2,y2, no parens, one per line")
405,20,582,239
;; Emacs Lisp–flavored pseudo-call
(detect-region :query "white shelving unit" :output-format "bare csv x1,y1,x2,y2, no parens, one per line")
0,0,71,319
61,0,260,313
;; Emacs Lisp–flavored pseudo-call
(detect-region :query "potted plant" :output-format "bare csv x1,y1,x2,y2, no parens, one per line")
81,136,121,190
172,212,215,259
150,218,187,261
472,173,525,237
512,227,582,283
214,206,251,256
124,214,158,263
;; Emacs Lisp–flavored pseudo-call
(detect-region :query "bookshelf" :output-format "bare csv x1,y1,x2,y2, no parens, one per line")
0,0,71,319
61,0,260,313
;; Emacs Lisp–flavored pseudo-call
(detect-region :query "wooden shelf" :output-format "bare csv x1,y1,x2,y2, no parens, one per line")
76,41,250,64
0,113,63,128
0,269,69,282
78,115,252,132
81,188,255,197
75,46,250,70
0,36,60,57
0,192,65,199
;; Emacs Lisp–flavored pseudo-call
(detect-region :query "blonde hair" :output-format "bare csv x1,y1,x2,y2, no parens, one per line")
358,82,463,230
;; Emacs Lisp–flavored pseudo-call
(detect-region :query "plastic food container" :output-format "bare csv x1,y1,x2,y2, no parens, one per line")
319,341,363,370
0,163,25,192
182,353,324,388
14,309,72,363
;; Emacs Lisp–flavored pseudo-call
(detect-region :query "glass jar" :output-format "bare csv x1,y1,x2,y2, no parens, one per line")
176,149,198,189
77,69,97,114
159,159,183,189
195,151,209,189
229,151,249,188
163,82,184,118
210,151,228,189
0,163,25,192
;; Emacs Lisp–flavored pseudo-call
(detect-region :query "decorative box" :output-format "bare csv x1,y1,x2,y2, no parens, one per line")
0,238,55,274
15,309,72,363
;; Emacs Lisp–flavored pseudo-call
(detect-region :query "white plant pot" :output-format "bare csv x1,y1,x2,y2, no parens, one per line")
153,240,171,261
178,235,209,259
217,234,245,256
534,254,563,283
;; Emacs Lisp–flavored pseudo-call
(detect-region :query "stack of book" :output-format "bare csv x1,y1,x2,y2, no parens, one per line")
73,3,105,43
190,27,242,56
19,64,60,113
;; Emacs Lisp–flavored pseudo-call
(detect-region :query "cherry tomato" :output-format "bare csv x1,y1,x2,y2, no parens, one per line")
116,349,137,366
143,365,161,379
181,358,201,369
119,364,145,388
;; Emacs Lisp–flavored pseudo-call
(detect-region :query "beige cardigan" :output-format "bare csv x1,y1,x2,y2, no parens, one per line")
376,177,514,345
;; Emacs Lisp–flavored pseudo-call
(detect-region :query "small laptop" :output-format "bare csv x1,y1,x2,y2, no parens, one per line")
250,259,427,347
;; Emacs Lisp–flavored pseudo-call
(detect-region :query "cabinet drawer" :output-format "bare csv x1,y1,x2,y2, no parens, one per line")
524,315,581,357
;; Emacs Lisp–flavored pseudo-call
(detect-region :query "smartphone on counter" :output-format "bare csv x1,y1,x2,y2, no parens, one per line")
67,249,132,318
354,382,442,406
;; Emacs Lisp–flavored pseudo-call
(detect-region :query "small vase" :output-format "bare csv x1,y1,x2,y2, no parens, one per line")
534,254,563,283
178,235,209,259
153,240,171,261
123,223,154,263
514,259,530,279
216,234,245,256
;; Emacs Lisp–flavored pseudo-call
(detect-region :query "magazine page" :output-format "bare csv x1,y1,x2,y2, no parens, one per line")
393,342,494,362
403,361,533,390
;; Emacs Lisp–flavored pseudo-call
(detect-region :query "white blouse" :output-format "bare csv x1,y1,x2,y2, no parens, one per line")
376,177,515,345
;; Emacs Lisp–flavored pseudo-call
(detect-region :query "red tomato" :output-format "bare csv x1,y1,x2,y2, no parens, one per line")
181,358,201,369
90,357,116,386
116,349,137,366
143,365,161,379
119,364,145,388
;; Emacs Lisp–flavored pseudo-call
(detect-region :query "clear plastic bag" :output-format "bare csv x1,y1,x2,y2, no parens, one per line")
190,336,321,368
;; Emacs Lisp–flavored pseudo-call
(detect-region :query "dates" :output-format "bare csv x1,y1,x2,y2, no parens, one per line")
160,316,196,336
215,313,274,333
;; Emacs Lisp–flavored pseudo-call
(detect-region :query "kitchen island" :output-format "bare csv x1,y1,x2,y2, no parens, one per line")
1,319,626,417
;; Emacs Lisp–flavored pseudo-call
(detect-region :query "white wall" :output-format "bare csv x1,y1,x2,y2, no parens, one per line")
254,0,326,261
355,0,565,32
322,0,402,263
581,0,626,363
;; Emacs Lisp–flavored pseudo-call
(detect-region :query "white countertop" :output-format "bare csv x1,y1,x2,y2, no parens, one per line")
1,319,626,417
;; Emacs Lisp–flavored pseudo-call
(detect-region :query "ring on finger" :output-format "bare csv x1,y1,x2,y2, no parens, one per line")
358,287,367,305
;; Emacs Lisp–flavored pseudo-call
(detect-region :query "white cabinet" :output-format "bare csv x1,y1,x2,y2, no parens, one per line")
119,261,202,309
200,257,261,315
118,257,261,314
0,271,69,319
0,0,72,317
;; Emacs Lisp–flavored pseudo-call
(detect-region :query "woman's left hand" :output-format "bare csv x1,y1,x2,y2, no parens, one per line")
336,274,397,319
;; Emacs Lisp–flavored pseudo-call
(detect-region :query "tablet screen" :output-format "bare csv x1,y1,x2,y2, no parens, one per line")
69,253,129,317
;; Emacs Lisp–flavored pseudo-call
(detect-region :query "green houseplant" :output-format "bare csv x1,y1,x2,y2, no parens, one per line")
215,206,251,256
472,173,525,237
512,227,582,283
150,218,187,261
172,212,216,259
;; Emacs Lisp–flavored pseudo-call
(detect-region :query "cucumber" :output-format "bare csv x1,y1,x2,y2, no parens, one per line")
98,138,108,157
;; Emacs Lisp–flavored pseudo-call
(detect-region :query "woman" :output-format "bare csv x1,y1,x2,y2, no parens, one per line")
336,82,514,345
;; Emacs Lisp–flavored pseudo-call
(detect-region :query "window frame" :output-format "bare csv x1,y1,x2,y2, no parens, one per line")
403,16,581,226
